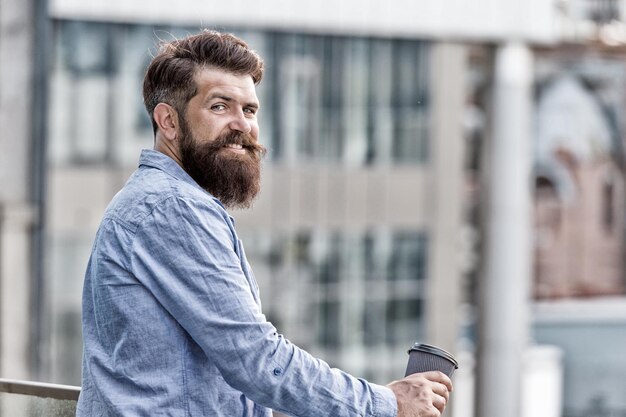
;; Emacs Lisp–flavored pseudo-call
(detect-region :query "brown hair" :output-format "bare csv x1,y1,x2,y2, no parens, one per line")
142,30,264,134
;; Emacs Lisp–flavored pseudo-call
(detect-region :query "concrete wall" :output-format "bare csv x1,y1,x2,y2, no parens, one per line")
49,0,559,43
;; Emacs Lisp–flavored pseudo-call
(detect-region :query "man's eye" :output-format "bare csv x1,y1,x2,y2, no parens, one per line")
244,107,258,115
211,104,226,111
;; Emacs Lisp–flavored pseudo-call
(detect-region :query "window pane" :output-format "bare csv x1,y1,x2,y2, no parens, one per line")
388,232,428,281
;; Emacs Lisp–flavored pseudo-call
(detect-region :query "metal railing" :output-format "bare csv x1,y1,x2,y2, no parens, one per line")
0,378,80,416
0,379,80,401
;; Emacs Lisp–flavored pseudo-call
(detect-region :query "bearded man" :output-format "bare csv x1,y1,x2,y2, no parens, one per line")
77,30,452,417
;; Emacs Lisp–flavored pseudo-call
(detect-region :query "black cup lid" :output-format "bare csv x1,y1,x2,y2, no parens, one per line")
407,343,459,368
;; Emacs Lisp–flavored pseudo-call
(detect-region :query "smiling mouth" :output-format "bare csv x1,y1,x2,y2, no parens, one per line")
224,143,246,154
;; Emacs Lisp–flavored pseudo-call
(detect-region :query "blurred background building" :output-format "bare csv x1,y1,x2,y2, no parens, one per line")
2,0,626,416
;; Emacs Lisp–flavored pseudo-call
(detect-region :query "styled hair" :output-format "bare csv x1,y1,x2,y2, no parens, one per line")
142,30,264,134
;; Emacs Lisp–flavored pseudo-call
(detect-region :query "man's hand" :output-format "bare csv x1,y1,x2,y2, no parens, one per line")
387,371,453,417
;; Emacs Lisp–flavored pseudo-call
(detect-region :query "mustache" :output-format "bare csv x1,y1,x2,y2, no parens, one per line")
208,131,267,157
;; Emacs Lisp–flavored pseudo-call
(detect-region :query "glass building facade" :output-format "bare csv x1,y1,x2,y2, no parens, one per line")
47,21,435,385
49,21,431,167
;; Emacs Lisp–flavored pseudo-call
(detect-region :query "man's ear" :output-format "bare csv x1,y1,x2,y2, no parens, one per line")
153,103,179,141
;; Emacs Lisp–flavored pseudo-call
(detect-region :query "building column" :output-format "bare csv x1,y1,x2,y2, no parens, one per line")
0,0,36,382
476,42,534,417
427,42,467,353
426,42,468,417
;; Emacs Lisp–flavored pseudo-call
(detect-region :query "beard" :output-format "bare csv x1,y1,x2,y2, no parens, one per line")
179,119,266,209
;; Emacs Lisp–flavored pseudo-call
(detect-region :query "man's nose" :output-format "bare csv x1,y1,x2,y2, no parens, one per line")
228,110,252,134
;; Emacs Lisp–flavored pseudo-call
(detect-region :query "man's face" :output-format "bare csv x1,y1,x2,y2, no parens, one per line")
178,67,265,208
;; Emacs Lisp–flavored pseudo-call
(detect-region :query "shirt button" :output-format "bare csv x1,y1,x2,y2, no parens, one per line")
273,367,283,376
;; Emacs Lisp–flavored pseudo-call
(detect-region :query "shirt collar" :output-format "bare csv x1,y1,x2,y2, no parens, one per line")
138,149,226,210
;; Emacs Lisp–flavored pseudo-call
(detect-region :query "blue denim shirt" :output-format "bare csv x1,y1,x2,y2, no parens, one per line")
77,149,398,417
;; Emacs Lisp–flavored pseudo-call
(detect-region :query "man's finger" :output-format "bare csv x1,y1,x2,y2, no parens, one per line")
417,371,454,392
432,393,448,414
431,381,450,403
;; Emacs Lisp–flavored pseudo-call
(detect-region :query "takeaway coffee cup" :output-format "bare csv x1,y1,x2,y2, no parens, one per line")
405,343,459,377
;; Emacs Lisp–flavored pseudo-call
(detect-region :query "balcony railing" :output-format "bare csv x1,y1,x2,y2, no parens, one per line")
0,378,80,416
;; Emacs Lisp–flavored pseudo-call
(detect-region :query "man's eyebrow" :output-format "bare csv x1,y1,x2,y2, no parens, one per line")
206,93,259,109
207,93,234,102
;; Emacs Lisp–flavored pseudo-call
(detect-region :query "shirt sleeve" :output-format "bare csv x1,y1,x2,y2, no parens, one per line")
130,195,398,417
